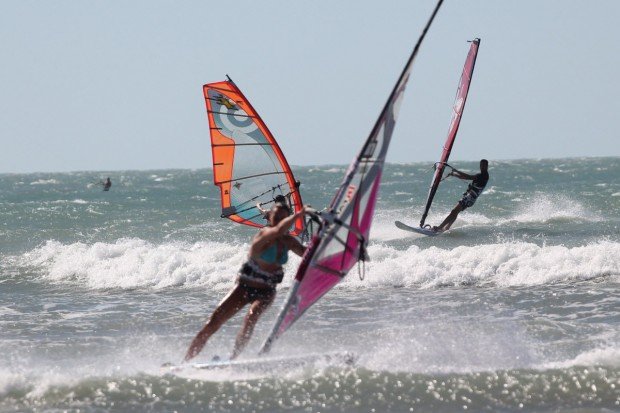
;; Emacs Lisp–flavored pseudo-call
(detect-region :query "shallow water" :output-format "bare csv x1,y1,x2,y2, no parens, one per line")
1,158,619,412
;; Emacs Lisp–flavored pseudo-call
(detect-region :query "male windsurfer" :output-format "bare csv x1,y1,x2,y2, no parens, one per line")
433,159,489,232
103,177,112,191
184,203,310,361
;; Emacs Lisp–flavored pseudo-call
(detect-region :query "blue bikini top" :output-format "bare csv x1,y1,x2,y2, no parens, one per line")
259,243,289,265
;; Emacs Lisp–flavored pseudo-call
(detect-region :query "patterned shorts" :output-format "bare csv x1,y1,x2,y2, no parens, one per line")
237,259,280,302
239,282,276,302
458,192,478,210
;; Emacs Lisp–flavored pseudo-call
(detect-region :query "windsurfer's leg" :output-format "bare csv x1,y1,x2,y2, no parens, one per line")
438,203,463,231
184,285,250,361
230,293,275,360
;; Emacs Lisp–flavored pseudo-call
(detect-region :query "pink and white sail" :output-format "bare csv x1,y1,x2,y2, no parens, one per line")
420,38,480,227
260,0,445,354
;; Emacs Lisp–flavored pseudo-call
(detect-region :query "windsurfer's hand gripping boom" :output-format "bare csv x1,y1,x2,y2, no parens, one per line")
434,162,463,182
447,167,476,180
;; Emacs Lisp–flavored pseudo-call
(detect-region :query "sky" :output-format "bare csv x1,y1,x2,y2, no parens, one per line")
0,0,619,173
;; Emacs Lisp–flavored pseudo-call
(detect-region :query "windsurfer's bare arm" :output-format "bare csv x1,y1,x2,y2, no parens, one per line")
251,207,308,253
450,169,476,180
282,235,306,257
256,203,268,215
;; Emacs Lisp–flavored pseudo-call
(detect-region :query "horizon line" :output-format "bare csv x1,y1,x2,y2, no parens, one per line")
0,155,618,176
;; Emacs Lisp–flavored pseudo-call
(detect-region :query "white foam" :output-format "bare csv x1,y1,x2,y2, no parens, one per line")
0,334,183,399
371,194,599,240
16,239,619,290
501,194,602,224
348,241,620,288
0,373,28,397
0,306,21,316
19,239,275,290
29,179,59,185
308,167,343,173
50,199,88,205
544,347,620,369
369,207,492,241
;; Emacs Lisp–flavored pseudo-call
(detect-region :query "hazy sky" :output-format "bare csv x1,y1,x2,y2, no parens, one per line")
1,1,619,173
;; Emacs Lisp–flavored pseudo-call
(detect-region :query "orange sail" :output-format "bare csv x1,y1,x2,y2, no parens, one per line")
203,78,304,235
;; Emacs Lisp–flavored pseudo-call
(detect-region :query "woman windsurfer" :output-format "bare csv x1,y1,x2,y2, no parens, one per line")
184,203,309,361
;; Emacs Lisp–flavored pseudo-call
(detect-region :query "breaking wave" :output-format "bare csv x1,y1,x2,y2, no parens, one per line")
11,239,620,290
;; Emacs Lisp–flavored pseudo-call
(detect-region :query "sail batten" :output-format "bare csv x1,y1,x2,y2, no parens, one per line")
419,38,481,227
260,0,444,355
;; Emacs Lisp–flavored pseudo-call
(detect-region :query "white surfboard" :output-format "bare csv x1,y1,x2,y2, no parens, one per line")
163,351,357,374
395,220,443,236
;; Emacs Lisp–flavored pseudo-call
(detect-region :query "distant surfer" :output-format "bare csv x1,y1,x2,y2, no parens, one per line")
95,177,112,191
184,203,309,362
433,159,489,232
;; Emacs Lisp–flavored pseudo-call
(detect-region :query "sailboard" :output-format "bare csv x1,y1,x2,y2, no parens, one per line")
416,38,481,229
259,0,445,355
203,78,304,235
163,352,356,375
395,220,441,236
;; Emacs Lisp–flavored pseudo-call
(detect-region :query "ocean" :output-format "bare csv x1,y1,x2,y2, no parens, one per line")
1,157,618,412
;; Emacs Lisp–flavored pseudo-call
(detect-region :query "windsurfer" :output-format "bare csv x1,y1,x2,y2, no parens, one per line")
184,203,310,361
433,159,489,232
96,177,112,191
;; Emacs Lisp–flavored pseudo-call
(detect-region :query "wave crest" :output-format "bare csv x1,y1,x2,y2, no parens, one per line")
357,241,620,288
12,239,620,290
19,239,251,290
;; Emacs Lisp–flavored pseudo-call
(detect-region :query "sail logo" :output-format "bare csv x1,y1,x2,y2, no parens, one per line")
337,184,357,213
208,90,258,135
219,106,257,135
216,95,236,110
455,97,464,112
449,97,464,129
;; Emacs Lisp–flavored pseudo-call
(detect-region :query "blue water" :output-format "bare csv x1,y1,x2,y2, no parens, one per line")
1,158,619,412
